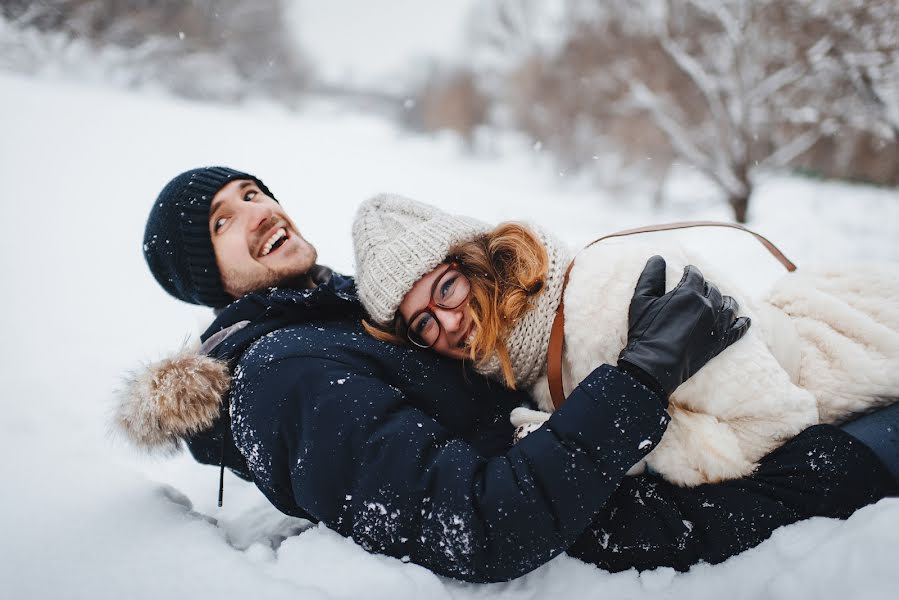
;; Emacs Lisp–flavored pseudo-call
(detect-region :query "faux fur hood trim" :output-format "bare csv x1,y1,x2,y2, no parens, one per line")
114,347,231,453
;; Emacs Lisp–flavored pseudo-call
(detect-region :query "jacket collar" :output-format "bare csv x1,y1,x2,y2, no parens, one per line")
201,267,360,362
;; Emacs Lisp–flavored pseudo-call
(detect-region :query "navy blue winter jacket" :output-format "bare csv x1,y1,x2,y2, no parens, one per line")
186,271,897,581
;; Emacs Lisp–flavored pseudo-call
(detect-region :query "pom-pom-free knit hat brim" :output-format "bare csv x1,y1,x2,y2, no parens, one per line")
352,194,491,326
353,193,573,391
143,166,276,308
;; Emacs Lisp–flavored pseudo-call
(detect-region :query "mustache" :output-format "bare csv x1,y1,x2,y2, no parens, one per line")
251,214,287,256
255,214,281,240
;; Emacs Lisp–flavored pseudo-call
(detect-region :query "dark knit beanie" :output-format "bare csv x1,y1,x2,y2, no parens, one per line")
143,166,277,308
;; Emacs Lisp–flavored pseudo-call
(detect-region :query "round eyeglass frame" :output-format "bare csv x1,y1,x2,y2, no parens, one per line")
403,261,471,349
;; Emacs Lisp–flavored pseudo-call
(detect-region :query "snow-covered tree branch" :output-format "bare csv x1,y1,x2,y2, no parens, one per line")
623,0,880,222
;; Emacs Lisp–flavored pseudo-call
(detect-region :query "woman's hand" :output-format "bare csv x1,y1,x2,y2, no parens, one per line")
617,255,750,402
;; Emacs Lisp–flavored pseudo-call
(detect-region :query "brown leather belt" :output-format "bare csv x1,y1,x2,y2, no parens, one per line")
546,221,798,410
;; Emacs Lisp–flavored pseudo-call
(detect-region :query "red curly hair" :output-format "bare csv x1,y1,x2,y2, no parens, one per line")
364,222,548,388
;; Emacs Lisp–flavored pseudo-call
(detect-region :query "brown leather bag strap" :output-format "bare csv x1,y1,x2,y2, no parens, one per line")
546,220,797,410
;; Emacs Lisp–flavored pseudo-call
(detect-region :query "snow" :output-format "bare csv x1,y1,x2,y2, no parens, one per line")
0,71,897,599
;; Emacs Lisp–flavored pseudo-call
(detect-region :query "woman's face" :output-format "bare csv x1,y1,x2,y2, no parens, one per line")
398,264,475,360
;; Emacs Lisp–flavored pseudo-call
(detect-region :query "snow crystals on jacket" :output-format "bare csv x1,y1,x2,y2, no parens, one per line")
118,271,669,582
115,270,897,581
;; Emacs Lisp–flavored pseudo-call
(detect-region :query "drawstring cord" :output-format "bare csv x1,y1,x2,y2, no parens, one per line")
218,427,226,507
202,320,253,509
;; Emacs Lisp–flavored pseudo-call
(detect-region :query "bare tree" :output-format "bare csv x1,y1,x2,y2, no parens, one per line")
402,66,489,143
466,0,679,194
624,0,899,220
626,1,829,221
462,0,898,212
805,0,899,142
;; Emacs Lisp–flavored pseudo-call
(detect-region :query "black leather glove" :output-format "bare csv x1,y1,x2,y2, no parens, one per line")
617,255,751,402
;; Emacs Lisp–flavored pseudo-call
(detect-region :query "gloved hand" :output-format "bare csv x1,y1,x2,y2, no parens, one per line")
617,255,750,402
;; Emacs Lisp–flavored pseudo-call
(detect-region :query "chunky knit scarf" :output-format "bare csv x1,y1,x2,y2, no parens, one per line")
474,226,571,389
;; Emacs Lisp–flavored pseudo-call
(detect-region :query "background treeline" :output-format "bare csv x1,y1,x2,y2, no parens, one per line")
0,0,309,102
3,0,897,220
419,0,898,220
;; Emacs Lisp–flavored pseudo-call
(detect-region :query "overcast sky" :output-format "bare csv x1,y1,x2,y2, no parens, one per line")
289,0,477,86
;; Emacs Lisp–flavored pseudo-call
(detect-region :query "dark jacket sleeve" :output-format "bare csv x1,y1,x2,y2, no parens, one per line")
569,424,899,572
231,357,669,583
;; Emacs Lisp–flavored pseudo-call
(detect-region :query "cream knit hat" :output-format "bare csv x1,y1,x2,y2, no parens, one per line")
352,194,491,326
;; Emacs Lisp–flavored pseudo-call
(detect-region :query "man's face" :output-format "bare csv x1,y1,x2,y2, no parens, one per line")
209,179,317,298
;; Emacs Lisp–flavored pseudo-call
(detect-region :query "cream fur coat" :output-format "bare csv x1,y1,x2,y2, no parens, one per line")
509,237,899,487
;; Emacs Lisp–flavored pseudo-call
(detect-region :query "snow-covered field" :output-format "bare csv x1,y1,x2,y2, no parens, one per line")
1,71,898,599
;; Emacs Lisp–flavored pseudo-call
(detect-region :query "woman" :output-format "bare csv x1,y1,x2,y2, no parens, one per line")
353,193,899,486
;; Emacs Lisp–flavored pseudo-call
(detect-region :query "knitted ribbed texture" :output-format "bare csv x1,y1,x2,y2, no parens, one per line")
143,167,275,308
352,194,491,326
473,226,571,389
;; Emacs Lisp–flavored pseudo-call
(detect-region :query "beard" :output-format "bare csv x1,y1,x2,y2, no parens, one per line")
220,242,318,298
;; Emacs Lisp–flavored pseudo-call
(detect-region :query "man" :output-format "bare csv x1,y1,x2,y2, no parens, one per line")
122,166,897,582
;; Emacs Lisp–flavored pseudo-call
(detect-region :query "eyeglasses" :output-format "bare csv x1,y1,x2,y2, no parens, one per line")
403,262,471,349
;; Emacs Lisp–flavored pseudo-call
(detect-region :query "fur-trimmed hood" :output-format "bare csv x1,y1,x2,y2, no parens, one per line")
114,267,358,457
115,346,231,453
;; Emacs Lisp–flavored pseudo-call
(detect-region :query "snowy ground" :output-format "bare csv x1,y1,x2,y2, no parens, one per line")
1,71,898,599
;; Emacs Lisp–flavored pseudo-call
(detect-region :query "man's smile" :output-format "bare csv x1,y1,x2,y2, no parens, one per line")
258,224,290,258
